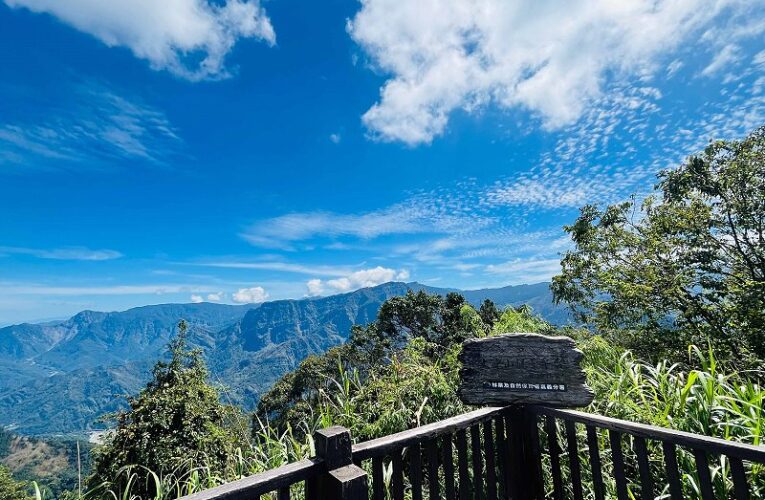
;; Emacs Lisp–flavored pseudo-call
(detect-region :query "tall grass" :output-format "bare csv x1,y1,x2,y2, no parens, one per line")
546,340,765,499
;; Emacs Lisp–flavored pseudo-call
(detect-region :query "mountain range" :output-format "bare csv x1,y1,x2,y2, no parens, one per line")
0,281,566,435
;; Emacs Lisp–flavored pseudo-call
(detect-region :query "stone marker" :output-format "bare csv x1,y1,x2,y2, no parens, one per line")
458,333,594,407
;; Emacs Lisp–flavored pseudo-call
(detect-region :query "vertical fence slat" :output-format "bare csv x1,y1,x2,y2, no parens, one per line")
392,451,405,500
634,436,655,500
304,476,318,500
505,413,520,499
693,449,714,500
525,410,545,499
729,457,750,500
372,456,384,500
494,417,507,499
609,430,629,500
585,425,605,500
410,442,423,500
471,424,484,500
427,438,440,500
565,420,584,500
483,420,498,500
457,429,470,500
442,434,456,500
276,486,290,500
546,415,564,500
662,442,683,500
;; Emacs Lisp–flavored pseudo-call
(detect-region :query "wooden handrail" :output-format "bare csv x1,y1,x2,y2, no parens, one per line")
532,406,765,463
352,405,507,461
180,457,325,500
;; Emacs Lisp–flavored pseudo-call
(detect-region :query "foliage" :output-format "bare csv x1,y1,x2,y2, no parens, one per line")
0,465,31,500
255,292,498,433
315,338,468,441
491,304,555,335
552,126,765,367
87,321,249,497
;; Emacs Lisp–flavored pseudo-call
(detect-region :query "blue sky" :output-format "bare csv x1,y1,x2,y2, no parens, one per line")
1,0,765,324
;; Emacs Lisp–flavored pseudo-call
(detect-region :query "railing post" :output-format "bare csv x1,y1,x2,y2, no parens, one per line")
314,426,368,500
507,406,544,500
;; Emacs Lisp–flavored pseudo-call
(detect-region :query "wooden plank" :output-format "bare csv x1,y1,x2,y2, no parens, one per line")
525,410,545,499
585,425,605,500
304,476,318,500
458,333,594,407
353,406,507,460
410,441,423,500
483,420,497,500
457,429,470,500
442,434,456,500
493,417,507,499
471,424,484,500
504,413,517,498
633,436,654,500
662,441,683,500
427,439,440,500
545,415,563,500
564,420,584,500
729,457,750,500
530,406,765,463
392,451,404,500
609,430,629,500
276,486,290,500
372,456,384,500
693,449,714,500
180,458,324,500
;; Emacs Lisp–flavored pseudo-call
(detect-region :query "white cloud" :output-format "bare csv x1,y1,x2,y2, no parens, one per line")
329,133,341,144
232,286,269,303
348,0,755,145
307,267,409,296
5,0,275,80
190,294,204,303
305,278,324,297
0,246,123,261
207,292,224,301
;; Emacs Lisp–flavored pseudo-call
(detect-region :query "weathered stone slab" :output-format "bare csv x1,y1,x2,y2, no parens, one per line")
458,333,594,407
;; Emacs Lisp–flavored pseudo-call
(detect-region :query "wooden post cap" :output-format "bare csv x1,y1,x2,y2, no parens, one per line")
314,426,353,470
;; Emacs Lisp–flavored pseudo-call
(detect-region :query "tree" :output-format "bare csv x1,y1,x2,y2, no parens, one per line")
478,299,501,332
552,127,765,366
88,320,248,497
0,466,31,500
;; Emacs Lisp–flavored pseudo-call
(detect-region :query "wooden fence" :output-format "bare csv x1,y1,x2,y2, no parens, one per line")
181,405,765,499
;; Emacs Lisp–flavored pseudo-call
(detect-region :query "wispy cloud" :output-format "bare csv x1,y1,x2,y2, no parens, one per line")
242,192,493,249
0,282,219,296
5,0,275,80
194,260,358,277
0,246,123,261
485,258,562,285
0,82,182,171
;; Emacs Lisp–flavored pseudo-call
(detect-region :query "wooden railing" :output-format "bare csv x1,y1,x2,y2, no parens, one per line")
182,405,765,499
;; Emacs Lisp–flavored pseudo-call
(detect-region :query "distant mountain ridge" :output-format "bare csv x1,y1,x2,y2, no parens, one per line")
0,281,565,435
